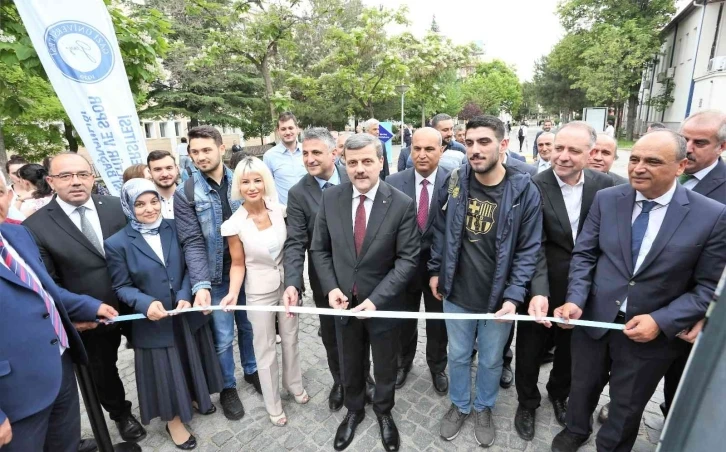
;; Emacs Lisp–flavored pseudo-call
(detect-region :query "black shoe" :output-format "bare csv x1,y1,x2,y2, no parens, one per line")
377,414,400,451
660,401,668,418
329,383,344,411
500,362,514,389
431,371,448,395
394,365,411,389
549,395,568,427
318,326,322,337
193,403,216,416
334,410,365,451
365,380,375,405
115,414,146,442
244,371,263,394
78,438,97,452
219,388,245,420
514,405,536,441
597,403,609,424
165,425,197,450
541,350,555,365
551,428,589,452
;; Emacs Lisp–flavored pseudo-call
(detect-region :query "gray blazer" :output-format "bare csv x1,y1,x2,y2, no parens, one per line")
310,181,420,332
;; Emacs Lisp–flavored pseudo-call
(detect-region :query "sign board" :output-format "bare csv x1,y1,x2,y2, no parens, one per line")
582,107,608,134
380,122,393,166
15,0,148,195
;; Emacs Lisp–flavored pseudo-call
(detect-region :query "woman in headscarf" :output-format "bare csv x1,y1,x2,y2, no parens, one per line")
104,178,223,450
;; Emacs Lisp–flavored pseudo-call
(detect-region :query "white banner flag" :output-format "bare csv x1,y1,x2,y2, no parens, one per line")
15,0,148,195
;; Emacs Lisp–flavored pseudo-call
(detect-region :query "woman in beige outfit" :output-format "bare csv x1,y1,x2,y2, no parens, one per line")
220,157,308,427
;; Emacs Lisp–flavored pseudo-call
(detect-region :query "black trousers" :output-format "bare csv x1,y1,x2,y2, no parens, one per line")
336,316,399,415
515,319,571,409
518,136,525,151
398,280,447,373
81,327,132,421
5,352,80,452
662,342,692,413
566,327,675,452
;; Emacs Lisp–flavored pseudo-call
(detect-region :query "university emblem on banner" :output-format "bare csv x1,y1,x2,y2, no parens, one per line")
466,198,497,235
44,21,114,83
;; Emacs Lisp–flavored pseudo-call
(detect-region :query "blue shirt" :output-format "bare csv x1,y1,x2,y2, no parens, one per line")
314,166,341,189
263,142,307,205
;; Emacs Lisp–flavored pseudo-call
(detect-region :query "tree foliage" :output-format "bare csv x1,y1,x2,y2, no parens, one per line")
462,60,522,116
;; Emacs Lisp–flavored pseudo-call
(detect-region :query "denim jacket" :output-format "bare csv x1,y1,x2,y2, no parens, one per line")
174,166,242,293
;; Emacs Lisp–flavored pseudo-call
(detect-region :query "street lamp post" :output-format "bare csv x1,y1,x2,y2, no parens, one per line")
396,85,409,148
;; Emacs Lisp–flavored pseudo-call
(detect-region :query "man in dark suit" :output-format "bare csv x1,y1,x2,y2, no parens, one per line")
311,133,420,451
551,130,726,452
588,133,628,185
387,127,450,393
506,151,536,175
533,119,554,160
364,118,390,180
0,170,117,452
284,128,373,412
514,122,615,442
23,153,146,442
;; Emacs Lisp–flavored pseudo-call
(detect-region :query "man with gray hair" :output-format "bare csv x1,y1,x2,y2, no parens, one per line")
335,132,353,163
514,121,615,442
364,118,390,180
311,132,420,451
551,129,726,452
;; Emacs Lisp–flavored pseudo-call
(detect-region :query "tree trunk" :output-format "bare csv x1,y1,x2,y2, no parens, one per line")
421,106,426,127
190,117,199,128
64,122,78,152
0,122,7,171
260,58,276,124
366,102,375,118
626,90,639,141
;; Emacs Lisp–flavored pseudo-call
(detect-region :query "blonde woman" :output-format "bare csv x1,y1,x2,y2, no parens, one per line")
220,157,308,427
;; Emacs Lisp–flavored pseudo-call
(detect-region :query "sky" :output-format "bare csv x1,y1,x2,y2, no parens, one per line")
362,0,694,82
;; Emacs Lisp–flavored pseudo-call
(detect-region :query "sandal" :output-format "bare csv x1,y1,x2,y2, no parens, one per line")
269,411,287,427
293,389,310,404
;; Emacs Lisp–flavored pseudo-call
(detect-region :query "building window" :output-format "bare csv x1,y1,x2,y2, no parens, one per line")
175,121,182,137
159,122,168,138
144,123,153,139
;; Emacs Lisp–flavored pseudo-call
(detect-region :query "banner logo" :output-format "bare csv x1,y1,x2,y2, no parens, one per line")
44,21,114,83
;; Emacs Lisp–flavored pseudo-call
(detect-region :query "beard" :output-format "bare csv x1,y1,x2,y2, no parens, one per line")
469,146,501,174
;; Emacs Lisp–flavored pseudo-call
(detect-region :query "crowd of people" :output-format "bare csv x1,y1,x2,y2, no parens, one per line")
1,109,725,452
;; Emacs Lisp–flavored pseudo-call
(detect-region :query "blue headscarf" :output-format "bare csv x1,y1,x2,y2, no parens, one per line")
120,178,163,235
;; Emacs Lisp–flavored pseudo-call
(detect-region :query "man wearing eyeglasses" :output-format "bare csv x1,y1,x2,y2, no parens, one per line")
23,153,147,445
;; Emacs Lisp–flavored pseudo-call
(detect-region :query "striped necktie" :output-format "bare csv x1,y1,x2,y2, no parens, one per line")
0,237,69,348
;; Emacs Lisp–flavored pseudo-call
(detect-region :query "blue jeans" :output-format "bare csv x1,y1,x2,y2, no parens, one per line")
444,300,513,413
211,279,257,389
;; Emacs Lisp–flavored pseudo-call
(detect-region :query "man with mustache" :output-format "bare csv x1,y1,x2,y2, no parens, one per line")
588,134,627,185
147,150,179,219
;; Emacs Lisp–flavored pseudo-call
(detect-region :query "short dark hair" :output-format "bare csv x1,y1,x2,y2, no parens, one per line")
607,119,615,126
465,115,506,142
5,155,28,173
229,151,253,171
277,112,298,128
122,164,148,183
649,122,666,130
543,119,553,124
180,137,187,143
188,125,223,147
147,150,175,167
17,163,52,198
431,113,453,128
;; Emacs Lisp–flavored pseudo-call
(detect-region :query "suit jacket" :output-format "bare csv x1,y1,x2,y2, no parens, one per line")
529,168,614,309
0,224,101,425
380,139,390,180
221,201,286,295
608,171,628,185
692,158,726,204
508,150,527,163
104,221,205,349
23,196,127,320
283,165,350,298
310,181,420,332
568,184,726,343
397,146,411,173
506,155,537,176
386,167,449,289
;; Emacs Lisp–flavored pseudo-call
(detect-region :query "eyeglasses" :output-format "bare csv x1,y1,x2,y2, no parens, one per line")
48,172,94,182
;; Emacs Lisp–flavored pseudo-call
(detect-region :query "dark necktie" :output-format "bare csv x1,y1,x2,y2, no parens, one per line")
0,237,68,348
417,179,430,230
354,195,367,256
322,182,333,190
631,201,656,269
678,173,695,185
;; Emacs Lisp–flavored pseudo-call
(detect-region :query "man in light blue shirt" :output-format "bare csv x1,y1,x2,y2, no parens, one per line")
263,112,307,205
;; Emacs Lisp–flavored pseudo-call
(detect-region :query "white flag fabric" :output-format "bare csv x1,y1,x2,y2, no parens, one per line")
15,0,148,195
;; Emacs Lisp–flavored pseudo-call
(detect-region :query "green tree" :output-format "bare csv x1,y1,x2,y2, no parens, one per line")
531,36,588,121
462,60,522,116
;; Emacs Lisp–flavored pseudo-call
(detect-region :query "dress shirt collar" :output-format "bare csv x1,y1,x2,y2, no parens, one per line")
274,141,301,155
414,168,438,187
690,159,719,181
352,179,380,201
553,170,585,188
314,166,341,189
56,196,96,216
502,152,508,165
636,180,677,205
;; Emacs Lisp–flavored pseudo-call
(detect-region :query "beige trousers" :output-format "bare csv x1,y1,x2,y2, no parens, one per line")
246,284,303,416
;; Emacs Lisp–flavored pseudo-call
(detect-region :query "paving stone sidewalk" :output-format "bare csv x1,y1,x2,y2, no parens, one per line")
80,285,664,451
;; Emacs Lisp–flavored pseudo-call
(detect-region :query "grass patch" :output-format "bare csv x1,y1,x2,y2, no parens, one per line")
617,139,636,150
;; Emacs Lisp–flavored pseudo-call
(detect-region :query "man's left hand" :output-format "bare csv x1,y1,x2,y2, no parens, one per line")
73,321,98,332
677,318,705,344
494,301,517,323
350,299,377,319
624,314,660,343
96,303,118,321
